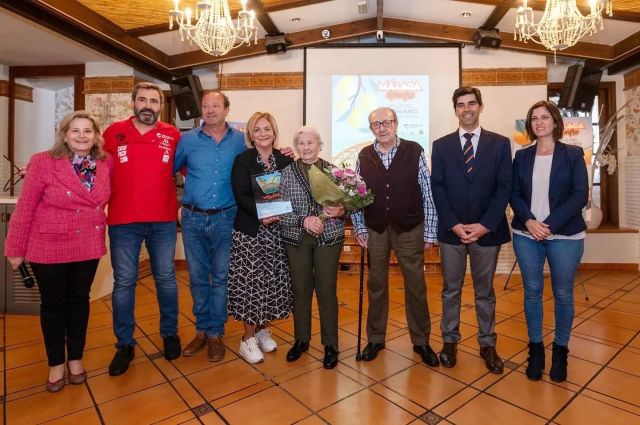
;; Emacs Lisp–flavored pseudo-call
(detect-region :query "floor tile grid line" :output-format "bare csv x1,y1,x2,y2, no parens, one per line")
83,377,108,425
269,345,428,421
216,340,381,420
422,276,624,423
592,279,640,307
81,269,615,425
12,298,205,425
579,274,640,296
123,304,230,425
18,277,213,425
548,328,640,423
5,268,632,424
125,285,372,424
545,279,640,423
0,274,536,416
437,369,558,423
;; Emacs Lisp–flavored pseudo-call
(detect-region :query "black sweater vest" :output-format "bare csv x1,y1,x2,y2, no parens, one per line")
358,140,424,233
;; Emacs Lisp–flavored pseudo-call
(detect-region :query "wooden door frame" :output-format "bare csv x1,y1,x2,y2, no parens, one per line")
548,81,619,227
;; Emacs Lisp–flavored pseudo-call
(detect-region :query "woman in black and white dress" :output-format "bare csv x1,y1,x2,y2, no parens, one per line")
228,112,293,364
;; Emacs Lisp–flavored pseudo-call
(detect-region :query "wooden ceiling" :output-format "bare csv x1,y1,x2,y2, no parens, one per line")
2,0,639,82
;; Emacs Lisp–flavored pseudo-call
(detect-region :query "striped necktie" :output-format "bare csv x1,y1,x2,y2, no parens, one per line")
463,133,474,174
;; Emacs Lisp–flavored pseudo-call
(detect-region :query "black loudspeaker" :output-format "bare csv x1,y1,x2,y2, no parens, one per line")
473,28,502,49
558,64,603,112
170,75,203,120
265,33,287,54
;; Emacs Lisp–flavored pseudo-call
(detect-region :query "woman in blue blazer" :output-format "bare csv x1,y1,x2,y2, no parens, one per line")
511,100,588,383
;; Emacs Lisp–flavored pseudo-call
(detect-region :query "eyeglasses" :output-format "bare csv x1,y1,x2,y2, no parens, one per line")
369,119,396,130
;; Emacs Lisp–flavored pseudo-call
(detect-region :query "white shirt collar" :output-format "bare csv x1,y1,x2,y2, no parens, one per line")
458,126,481,140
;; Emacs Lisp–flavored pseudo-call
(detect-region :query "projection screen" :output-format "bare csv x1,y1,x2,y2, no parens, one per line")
304,44,462,166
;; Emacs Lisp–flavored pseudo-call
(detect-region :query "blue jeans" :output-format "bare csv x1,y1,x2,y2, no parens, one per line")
181,207,236,337
512,233,584,346
109,222,179,347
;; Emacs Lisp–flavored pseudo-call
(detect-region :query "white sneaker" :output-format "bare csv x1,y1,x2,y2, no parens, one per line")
239,337,264,364
255,329,278,353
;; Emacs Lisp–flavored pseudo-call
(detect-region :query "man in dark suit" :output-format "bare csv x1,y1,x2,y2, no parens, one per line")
431,86,512,374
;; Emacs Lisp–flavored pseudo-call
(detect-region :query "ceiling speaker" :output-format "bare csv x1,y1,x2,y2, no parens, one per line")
474,28,502,49
265,33,287,54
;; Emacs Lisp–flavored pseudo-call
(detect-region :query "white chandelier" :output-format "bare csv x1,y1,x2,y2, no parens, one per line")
514,0,613,53
169,0,258,57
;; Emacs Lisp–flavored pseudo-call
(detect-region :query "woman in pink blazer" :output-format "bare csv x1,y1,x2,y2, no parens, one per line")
5,110,112,393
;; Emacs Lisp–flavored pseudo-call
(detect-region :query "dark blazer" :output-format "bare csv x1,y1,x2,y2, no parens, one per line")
510,141,588,236
431,128,512,246
231,148,293,237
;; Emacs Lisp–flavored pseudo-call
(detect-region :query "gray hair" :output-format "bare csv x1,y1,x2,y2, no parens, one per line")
292,125,324,154
368,107,398,123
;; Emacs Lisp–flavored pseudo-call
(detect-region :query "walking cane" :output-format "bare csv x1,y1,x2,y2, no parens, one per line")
355,246,366,361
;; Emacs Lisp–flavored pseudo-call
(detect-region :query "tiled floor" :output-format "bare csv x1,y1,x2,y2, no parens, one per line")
3,266,640,424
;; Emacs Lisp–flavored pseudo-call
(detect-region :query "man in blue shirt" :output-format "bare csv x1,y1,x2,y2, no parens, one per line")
173,90,246,362
175,91,293,362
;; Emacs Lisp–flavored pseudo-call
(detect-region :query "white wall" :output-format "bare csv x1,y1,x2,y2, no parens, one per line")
216,50,305,152
226,90,302,151
85,61,133,77
14,87,56,166
583,233,639,263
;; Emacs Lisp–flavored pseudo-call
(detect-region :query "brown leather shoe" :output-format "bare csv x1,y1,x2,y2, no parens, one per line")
207,336,225,362
183,331,207,357
480,346,504,374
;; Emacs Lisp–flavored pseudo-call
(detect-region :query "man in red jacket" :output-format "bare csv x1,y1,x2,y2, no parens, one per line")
103,82,182,376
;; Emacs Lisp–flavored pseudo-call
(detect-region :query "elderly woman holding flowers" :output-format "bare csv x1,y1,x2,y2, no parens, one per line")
279,125,346,369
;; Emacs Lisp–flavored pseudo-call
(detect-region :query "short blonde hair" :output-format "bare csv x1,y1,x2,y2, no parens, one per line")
292,125,323,155
50,110,106,160
245,112,279,149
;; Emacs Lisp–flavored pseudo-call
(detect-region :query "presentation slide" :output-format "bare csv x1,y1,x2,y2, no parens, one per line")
331,75,429,166
305,45,461,166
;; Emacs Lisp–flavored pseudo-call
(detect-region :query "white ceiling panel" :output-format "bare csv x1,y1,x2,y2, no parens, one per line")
385,0,496,28
270,0,376,34
0,9,108,66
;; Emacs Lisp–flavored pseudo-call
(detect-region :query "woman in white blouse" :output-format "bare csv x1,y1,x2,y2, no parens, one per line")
510,100,588,383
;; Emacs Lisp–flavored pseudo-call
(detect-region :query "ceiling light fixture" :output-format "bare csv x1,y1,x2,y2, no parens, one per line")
514,0,613,54
169,0,257,57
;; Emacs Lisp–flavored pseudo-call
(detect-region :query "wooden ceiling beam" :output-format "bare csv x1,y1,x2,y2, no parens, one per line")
382,17,614,60
165,17,614,70
607,50,640,74
247,0,279,35
167,18,378,70
612,29,640,59
127,23,173,38
482,0,517,29
261,0,334,13
461,0,640,23
32,0,170,68
126,0,335,37
1,0,175,81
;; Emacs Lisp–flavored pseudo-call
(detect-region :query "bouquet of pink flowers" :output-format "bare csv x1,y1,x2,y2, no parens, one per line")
308,165,374,212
